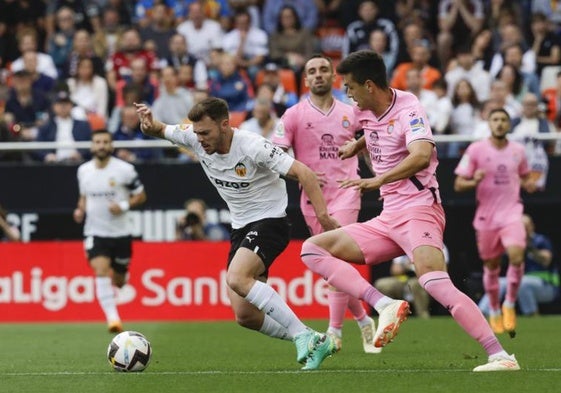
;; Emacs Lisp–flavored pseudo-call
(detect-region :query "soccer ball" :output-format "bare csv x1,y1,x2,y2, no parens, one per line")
107,331,152,372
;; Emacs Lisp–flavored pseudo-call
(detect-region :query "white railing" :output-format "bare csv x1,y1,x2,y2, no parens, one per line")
0,133,560,151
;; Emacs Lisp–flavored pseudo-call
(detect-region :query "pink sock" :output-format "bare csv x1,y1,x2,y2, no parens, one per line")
420,271,503,356
327,290,348,329
483,266,501,312
347,296,367,321
301,241,384,307
505,263,524,304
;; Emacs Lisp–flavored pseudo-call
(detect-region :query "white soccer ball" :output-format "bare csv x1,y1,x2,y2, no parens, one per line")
107,331,152,372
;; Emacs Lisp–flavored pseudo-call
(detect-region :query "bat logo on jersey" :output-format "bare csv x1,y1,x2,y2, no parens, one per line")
235,162,247,177
409,117,426,135
109,177,116,187
342,115,350,129
319,134,338,159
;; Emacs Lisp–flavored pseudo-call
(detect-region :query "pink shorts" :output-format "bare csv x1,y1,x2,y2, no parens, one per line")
476,221,526,260
342,204,445,265
304,209,359,236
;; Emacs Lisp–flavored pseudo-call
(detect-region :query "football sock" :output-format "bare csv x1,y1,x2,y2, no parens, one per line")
301,241,378,301
327,290,348,330
245,281,307,337
505,263,524,305
95,276,120,322
259,314,291,341
347,295,368,321
420,271,503,356
483,265,501,312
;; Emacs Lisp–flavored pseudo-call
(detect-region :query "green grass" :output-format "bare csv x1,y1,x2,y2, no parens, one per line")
1,316,560,393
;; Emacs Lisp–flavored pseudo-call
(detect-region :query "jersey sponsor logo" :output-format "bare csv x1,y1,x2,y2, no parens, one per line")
263,142,284,159
210,176,250,189
341,115,350,129
409,117,426,135
235,162,247,177
319,134,338,159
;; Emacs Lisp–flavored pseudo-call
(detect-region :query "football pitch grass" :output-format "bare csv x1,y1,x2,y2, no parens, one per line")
1,316,560,393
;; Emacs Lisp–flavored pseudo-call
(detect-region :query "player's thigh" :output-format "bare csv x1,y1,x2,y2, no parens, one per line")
412,245,446,275
501,222,526,263
476,229,504,260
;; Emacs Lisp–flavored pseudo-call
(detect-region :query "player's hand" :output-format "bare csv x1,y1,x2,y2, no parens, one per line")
338,177,381,193
134,102,154,131
523,179,538,194
318,214,340,232
73,208,84,224
338,139,357,160
108,201,125,215
473,169,485,184
315,171,327,187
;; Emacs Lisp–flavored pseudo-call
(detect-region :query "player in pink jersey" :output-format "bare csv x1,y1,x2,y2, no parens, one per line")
272,55,379,354
454,108,537,337
300,50,520,372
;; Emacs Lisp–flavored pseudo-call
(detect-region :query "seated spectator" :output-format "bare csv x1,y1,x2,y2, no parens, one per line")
4,70,51,142
222,8,268,82
448,78,479,157
138,3,176,61
488,79,522,119
530,12,561,79
496,63,528,104
489,23,535,78
114,57,159,107
162,33,208,90
262,0,318,35
268,5,315,74
478,215,559,316
113,104,163,162
62,29,105,79
391,39,441,91
0,203,21,242
67,57,109,122
240,97,279,140
368,29,397,79
256,62,298,116
175,198,230,241
35,91,92,163
107,84,143,134
430,78,453,136
375,246,450,319
47,6,77,77
93,5,128,60
208,52,253,113
152,66,194,125
502,43,541,99
21,51,56,96
10,28,58,79
445,44,491,102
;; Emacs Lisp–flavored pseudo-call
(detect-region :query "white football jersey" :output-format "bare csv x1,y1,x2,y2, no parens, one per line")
77,157,144,237
165,124,294,229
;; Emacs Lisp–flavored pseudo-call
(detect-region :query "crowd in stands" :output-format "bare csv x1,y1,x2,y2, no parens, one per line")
1,0,561,164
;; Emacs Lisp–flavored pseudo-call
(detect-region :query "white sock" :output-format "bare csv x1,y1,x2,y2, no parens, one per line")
327,327,342,338
245,281,307,337
356,315,372,328
95,276,120,322
373,296,394,314
259,314,292,341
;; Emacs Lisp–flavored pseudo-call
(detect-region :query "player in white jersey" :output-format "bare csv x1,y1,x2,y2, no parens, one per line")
73,130,147,333
272,54,379,354
135,97,339,370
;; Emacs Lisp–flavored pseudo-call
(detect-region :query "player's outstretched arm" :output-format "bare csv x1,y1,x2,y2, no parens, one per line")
287,160,340,232
134,102,167,139
454,169,485,192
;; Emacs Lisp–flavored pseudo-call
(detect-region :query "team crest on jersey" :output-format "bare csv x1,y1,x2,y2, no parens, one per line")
109,177,116,187
387,119,395,134
342,115,350,129
235,162,247,177
409,117,426,135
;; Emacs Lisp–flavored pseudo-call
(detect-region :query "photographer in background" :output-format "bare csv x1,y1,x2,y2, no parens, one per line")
175,198,230,241
0,203,21,242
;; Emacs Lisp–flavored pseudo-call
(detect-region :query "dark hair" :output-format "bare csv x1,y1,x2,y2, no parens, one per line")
188,97,229,123
91,128,113,140
304,54,334,73
276,5,302,33
489,107,511,120
497,63,522,96
336,50,388,89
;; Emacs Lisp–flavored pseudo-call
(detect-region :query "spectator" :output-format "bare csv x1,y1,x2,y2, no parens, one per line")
488,80,522,120
162,33,208,91
489,23,535,78
47,6,77,77
240,97,279,140
542,71,561,130
391,39,442,91
62,29,105,79
138,3,176,61
21,51,56,96
478,215,559,317
448,78,479,157
0,203,20,242
222,8,268,82
4,70,51,142
436,0,485,69
45,0,101,37
375,246,450,319
496,63,527,104
134,0,187,28
268,5,315,74
471,28,495,72
67,57,109,120
93,5,127,59
258,62,298,116
10,28,58,79
445,44,491,102
175,198,230,241
262,0,318,35
176,2,223,66
209,52,253,113
115,57,159,107
431,78,453,136
404,68,439,130
343,0,399,61
152,66,194,125
529,12,561,79
107,84,142,134
368,29,396,79
502,43,541,98
113,104,162,163
35,90,92,163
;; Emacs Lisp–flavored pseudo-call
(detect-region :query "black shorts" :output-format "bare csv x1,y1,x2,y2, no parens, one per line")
227,217,291,278
84,235,132,274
